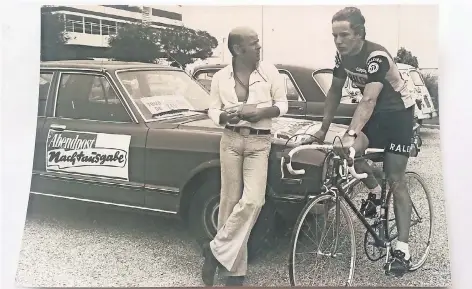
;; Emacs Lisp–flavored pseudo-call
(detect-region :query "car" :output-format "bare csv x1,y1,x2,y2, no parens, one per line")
344,62,438,126
190,63,437,131
32,60,353,259
191,63,359,126
343,63,438,147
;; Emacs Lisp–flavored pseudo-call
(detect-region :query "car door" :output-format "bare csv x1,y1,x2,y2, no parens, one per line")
35,70,148,207
32,70,54,173
278,69,307,118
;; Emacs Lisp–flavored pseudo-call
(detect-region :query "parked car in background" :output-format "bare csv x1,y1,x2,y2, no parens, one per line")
191,62,434,147
33,60,353,260
344,63,438,125
191,63,359,125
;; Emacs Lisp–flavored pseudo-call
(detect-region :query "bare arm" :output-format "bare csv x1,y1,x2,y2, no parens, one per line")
320,52,348,131
321,76,346,131
348,54,390,134
257,106,281,119
348,82,383,133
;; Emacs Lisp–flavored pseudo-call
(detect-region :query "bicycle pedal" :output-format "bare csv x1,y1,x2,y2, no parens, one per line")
360,200,377,218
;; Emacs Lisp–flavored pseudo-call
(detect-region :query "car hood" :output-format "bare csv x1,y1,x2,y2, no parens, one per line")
178,116,348,145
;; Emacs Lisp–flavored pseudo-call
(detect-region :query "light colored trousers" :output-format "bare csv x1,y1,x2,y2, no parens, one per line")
210,129,272,276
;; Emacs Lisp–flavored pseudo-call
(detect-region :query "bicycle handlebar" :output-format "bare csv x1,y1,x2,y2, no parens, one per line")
347,147,368,179
283,143,379,180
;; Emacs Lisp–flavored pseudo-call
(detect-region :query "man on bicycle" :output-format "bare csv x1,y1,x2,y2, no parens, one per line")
307,6,416,277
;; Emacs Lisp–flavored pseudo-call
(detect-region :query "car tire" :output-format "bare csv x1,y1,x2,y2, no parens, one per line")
188,178,277,262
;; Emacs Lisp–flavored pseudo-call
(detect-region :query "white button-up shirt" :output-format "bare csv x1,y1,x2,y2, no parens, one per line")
207,61,288,130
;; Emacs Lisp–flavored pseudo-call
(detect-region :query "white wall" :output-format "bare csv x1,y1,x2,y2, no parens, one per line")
182,5,438,69
66,32,110,47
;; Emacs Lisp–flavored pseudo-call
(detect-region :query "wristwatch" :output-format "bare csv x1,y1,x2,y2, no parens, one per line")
346,129,357,138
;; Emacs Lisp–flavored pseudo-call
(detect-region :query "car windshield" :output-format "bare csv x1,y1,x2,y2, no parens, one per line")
312,70,351,96
116,69,211,120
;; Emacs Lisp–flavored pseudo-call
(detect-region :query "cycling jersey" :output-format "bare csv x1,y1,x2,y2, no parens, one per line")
333,40,415,113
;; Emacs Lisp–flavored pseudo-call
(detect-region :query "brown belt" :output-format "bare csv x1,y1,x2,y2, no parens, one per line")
225,125,271,135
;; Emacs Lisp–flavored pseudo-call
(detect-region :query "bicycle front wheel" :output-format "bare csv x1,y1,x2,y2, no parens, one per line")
288,193,356,287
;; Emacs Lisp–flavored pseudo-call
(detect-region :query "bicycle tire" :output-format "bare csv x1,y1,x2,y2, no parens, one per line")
385,171,434,271
288,193,356,287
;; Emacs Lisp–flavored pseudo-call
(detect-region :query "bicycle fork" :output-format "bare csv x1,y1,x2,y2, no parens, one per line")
316,190,343,258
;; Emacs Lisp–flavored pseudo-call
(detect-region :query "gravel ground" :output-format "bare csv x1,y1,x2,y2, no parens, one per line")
15,128,451,287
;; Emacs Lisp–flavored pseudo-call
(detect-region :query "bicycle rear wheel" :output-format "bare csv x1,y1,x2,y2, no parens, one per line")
288,193,356,286
385,171,434,271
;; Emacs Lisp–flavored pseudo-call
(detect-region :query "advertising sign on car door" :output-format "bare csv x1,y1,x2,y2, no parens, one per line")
45,129,131,180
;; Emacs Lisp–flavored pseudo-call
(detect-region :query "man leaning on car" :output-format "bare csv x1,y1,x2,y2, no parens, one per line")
202,26,288,286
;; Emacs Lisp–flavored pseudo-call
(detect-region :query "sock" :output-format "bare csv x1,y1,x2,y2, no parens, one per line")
395,241,410,260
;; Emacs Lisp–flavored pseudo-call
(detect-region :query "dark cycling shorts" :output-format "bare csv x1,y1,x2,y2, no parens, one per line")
362,106,414,157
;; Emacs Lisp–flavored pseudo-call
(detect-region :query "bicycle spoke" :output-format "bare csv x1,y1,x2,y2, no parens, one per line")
289,194,356,287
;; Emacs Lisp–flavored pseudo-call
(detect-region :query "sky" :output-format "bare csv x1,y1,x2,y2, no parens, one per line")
181,5,438,69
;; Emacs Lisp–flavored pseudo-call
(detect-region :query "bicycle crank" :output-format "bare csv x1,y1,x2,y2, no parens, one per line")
317,250,344,258
363,223,387,261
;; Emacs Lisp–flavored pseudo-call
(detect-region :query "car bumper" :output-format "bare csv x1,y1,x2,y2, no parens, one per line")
417,111,438,120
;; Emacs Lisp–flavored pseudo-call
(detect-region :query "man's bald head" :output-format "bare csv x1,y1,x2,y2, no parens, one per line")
227,26,258,57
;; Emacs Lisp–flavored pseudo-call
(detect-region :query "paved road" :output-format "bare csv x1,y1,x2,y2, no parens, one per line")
15,128,451,287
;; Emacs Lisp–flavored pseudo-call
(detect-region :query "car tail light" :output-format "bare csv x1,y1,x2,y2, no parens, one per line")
415,98,423,109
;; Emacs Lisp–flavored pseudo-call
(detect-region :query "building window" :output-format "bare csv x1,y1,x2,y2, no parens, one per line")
101,19,117,36
65,14,84,33
84,17,101,35
116,22,126,32
151,8,182,21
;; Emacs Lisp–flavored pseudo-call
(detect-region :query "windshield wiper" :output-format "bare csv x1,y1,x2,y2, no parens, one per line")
151,108,208,118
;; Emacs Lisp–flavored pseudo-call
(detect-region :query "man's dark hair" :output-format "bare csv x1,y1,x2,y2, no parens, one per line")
332,7,366,39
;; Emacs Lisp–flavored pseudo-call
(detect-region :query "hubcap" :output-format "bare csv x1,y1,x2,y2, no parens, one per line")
210,203,219,231
204,195,220,238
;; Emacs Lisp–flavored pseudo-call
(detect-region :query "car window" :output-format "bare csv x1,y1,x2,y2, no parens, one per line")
195,71,215,80
194,70,216,91
117,69,211,121
55,73,132,122
408,70,424,86
279,71,302,101
38,72,53,116
312,71,360,103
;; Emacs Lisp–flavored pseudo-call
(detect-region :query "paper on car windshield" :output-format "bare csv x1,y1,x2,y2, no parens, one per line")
141,95,193,115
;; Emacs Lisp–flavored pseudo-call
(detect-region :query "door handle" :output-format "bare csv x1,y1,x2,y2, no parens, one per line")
50,124,66,131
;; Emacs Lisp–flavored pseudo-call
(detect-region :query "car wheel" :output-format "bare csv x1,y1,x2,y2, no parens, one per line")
188,178,277,262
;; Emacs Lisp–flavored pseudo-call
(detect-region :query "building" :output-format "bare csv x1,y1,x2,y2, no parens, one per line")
43,5,184,59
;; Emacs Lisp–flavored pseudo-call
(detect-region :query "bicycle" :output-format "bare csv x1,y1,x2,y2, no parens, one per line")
281,141,433,287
